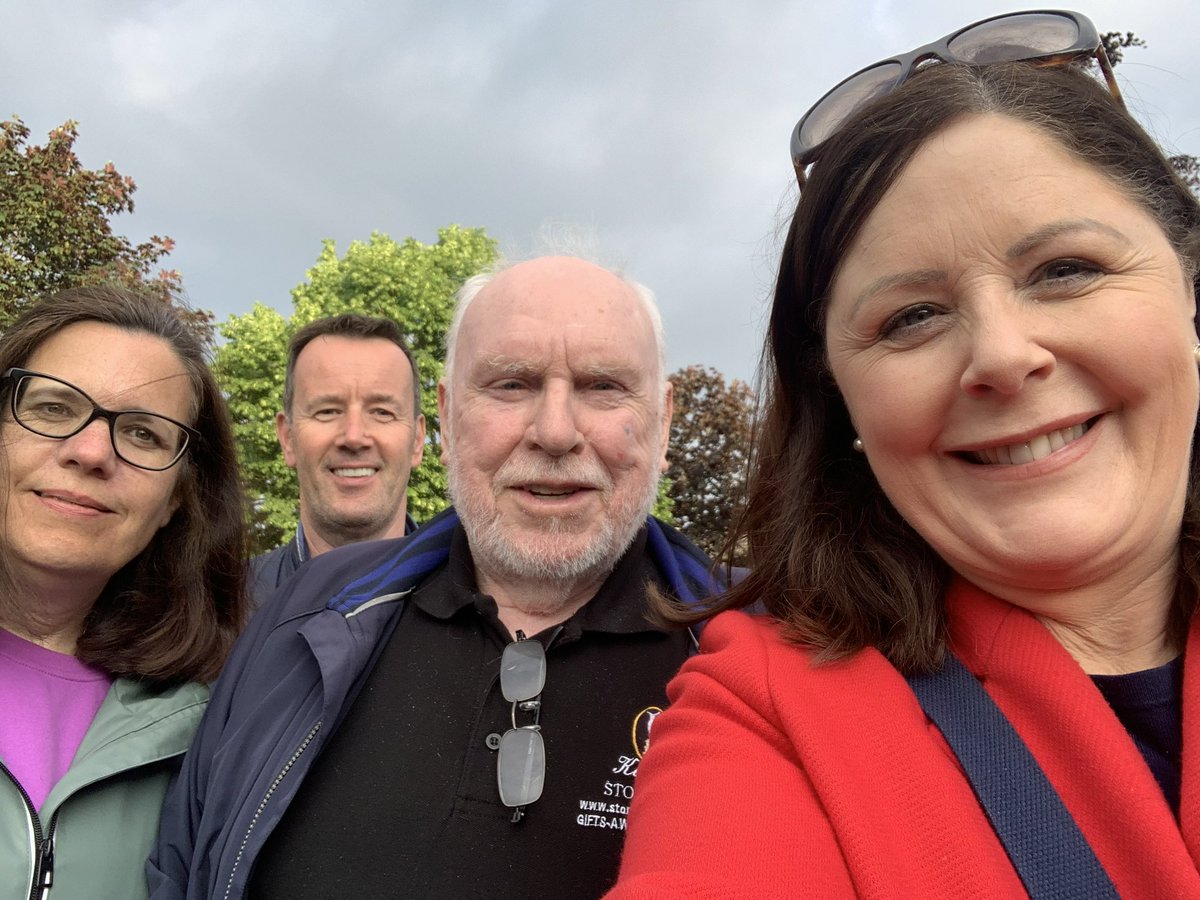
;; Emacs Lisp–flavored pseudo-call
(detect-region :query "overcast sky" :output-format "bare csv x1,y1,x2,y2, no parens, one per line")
6,1,1198,383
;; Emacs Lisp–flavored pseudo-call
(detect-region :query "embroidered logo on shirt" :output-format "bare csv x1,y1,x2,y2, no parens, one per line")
572,705,664,831
630,705,663,759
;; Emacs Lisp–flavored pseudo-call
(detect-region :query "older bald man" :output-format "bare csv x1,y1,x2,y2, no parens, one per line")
150,256,720,900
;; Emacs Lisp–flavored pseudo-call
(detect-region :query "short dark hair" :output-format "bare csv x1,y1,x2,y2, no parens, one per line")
682,62,1200,673
282,314,421,417
0,286,249,684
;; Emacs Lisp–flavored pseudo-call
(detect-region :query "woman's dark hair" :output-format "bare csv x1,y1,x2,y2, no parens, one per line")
679,62,1200,673
0,286,248,683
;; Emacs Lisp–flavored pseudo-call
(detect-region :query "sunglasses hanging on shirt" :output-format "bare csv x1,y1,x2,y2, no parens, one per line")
498,631,548,823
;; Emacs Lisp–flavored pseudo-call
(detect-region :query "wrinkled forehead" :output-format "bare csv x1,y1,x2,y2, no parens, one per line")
22,322,197,418
460,314,659,387
293,335,414,390
454,267,661,383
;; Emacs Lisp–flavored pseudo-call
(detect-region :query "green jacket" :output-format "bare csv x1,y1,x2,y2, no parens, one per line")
0,677,208,900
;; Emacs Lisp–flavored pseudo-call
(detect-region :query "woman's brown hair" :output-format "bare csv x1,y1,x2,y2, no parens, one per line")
0,286,248,683
676,62,1200,673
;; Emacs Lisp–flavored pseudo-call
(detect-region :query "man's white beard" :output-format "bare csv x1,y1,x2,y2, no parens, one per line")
448,453,661,613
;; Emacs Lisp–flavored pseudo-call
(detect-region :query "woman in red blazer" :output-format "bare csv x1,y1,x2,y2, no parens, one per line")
610,11,1200,899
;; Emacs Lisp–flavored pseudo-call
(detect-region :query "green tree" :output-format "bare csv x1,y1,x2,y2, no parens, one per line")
0,116,213,341
666,365,754,558
652,476,674,524
216,225,498,553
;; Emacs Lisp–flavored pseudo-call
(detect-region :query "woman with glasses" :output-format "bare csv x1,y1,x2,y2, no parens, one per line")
0,286,247,899
609,11,1200,898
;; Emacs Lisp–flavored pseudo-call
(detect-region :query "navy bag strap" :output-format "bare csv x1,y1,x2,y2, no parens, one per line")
906,652,1119,899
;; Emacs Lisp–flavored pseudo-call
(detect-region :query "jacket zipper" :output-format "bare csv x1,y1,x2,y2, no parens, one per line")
0,758,58,900
222,721,322,900
32,814,57,900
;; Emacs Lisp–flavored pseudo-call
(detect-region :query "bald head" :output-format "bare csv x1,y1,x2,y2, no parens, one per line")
444,256,667,395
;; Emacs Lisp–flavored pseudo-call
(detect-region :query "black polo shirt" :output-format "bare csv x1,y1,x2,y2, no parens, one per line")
249,526,693,899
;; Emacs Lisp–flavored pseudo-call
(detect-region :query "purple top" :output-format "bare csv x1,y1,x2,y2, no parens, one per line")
0,629,112,811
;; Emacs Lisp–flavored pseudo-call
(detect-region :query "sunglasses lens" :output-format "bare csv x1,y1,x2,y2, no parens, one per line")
498,728,546,807
501,639,546,702
797,61,903,161
947,13,1082,63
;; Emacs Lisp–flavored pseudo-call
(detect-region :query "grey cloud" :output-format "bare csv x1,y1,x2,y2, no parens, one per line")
4,0,1197,384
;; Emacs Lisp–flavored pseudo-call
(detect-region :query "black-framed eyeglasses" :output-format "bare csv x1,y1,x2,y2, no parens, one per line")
2,368,199,471
497,631,547,822
790,9,1125,186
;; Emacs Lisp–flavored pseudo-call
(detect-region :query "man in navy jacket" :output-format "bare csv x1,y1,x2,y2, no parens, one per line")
251,314,425,602
149,256,720,899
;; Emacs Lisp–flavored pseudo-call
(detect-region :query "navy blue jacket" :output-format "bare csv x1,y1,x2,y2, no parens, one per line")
249,513,418,603
147,507,719,900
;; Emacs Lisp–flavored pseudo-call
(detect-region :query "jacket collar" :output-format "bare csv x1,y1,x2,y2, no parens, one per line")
325,506,720,616
44,678,208,813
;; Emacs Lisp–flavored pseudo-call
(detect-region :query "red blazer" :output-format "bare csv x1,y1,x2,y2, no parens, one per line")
608,581,1200,899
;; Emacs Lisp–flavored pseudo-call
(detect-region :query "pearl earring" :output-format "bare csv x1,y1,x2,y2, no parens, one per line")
1193,342,1200,366
852,437,865,453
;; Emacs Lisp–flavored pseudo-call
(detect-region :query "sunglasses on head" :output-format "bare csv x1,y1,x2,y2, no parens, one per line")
790,9,1124,187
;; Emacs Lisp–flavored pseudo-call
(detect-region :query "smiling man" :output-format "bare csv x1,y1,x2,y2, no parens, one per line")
250,315,425,598
150,256,720,900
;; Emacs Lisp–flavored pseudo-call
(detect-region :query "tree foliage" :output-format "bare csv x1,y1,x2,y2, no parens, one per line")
1169,155,1200,193
1099,30,1146,66
666,365,754,558
0,116,213,341
216,225,498,553
652,476,674,524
